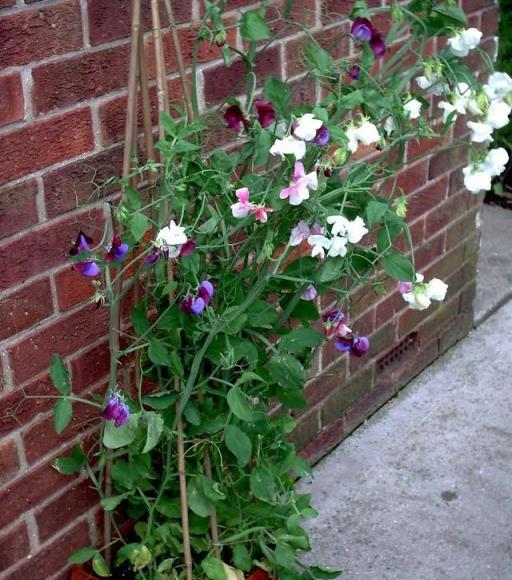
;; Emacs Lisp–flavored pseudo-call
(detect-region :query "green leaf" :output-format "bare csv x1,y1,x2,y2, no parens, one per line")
366,200,389,228
276,387,307,409
289,300,320,322
100,493,129,512
92,552,110,577
235,371,267,388
53,398,72,435
142,411,164,454
250,466,276,503
141,392,177,409
227,387,255,422
148,341,170,366
174,139,202,154
340,89,364,109
103,413,140,449
279,328,324,354
188,478,214,518
49,354,70,395
68,547,97,565
307,565,343,579
253,129,271,167
240,11,271,41
160,111,176,136
304,42,334,75
268,354,306,390
183,400,201,426
52,444,87,475
201,556,227,580
315,259,344,283
225,425,252,467
130,213,149,241
246,300,278,327
432,4,467,26
377,221,403,252
132,302,151,336
263,76,291,118
232,544,252,572
382,252,414,282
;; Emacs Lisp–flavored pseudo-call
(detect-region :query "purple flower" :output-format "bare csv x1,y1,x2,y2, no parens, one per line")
398,281,413,294
351,17,373,42
105,235,129,263
370,30,386,58
101,394,129,428
322,309,345,324
313,126,330,147
198,280,215,305
334,335,370,357
301,284,318,301
144,248,161,265
224,105,248,132
255,100,276,128
69,231,100,277
349,65,361,80
179,295,206,316
179,240,197,257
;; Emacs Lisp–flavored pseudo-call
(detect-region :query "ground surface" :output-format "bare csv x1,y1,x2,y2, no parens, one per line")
301,205,512,580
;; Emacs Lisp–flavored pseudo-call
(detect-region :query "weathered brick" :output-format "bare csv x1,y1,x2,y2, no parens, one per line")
32,46,129,114
0,109,94,185
415,231,445,270
7,520,90,580
8,302,109,384
0,522,30,573
288,406,320,450
203,46,281,105
0,1,83,68
0,437,20,485
407,175,448,222
0,73,24,128
299,418,344,464
304,357,348,409
70,339,111,393
55,267,97,311
0,208,103,293
0,179,38,239
43,147,123,218
36,479,99,542
0,278,54,341
425,192,467,239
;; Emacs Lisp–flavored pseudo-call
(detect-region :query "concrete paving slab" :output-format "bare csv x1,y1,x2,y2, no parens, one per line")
475,205,512,324
300,300,512,580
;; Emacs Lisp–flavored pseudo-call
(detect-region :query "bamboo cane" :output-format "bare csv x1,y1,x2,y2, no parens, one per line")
138,25,156,168
150,0,169,144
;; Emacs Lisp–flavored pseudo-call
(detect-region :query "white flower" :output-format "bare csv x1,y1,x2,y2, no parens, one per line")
307,234,331,260
294,113,323,141
384,116,395,135
327,215,368,243
467,121,493,143
485,100,511,130
155,220,187,256
327,236,348,258
354,121,380,146
467,97,484,116
404,98,422,120
462,164,492,193
345,127,359,153
482,147,509,177
484,72,512,101
426,278,448,302
402,289,432,311
438,101,457,123
447,28,482,57
416,74,447,96
269,136,306,160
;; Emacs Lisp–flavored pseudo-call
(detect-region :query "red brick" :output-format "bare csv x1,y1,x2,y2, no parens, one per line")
0,1,83,68
203,46,281,105
0,522,30,573
425,192,467,239
36,479,99,542
289,75,318,108
0,437,20,485
406,176,448,222
0,0,15,7
322,0,379,23
70,339,111,393
304,357,348,409
0,208,102,293
481,6,499,37
0,454,78,529
0,109,94,185
415,231,445,270
7,520,90,580
32,45,129,114
55,267,97,311
0,73,24,128
428,145,468,180
87,0,191,46
462,0,495,15
8,302,109,384
0,278,54,341
0,179,38,239
299,418,344,464
288,406,320,450
43,147,123,218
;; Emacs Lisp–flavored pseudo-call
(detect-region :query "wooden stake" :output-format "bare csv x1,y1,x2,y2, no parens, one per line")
138,25,156,168
150,0,169,144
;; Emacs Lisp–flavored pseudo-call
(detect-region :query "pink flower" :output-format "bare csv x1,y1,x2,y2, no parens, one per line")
398,281,413,294
290,221,311,246
279,162,318,206
231,187,273,223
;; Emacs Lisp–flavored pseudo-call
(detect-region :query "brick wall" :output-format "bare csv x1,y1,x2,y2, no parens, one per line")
0,0,498,577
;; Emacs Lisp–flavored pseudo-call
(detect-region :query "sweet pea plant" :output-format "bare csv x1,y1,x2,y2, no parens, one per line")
46,1,510,578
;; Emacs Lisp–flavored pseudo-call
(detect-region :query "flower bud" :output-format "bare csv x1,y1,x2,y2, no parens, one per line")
214,29,227,47
333,147,348,166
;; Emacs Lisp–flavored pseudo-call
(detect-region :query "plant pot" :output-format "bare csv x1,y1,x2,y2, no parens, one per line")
70,564,99,580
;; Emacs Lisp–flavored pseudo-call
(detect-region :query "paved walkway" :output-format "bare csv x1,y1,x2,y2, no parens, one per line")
301,205,512,580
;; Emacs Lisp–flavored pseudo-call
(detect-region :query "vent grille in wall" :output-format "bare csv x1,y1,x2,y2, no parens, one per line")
377,332,418,373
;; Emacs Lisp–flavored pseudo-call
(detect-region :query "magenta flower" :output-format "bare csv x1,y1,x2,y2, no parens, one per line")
254,100,276,128
322,309,352,338
280,162,318,206
369,30,386,58
180,281,215,316
224,105,248,132
334,335,370,357
179,240,197,257
398,281,413,294
105,235,129,263
69,231,100,277
231,187,273,223
101,394,129,428
198,280,215,305
313,126,330,147
351,17,373,42
144,248,161,265
349,65,361,80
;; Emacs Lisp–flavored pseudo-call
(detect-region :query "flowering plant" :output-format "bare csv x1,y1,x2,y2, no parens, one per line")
46,1,509,578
